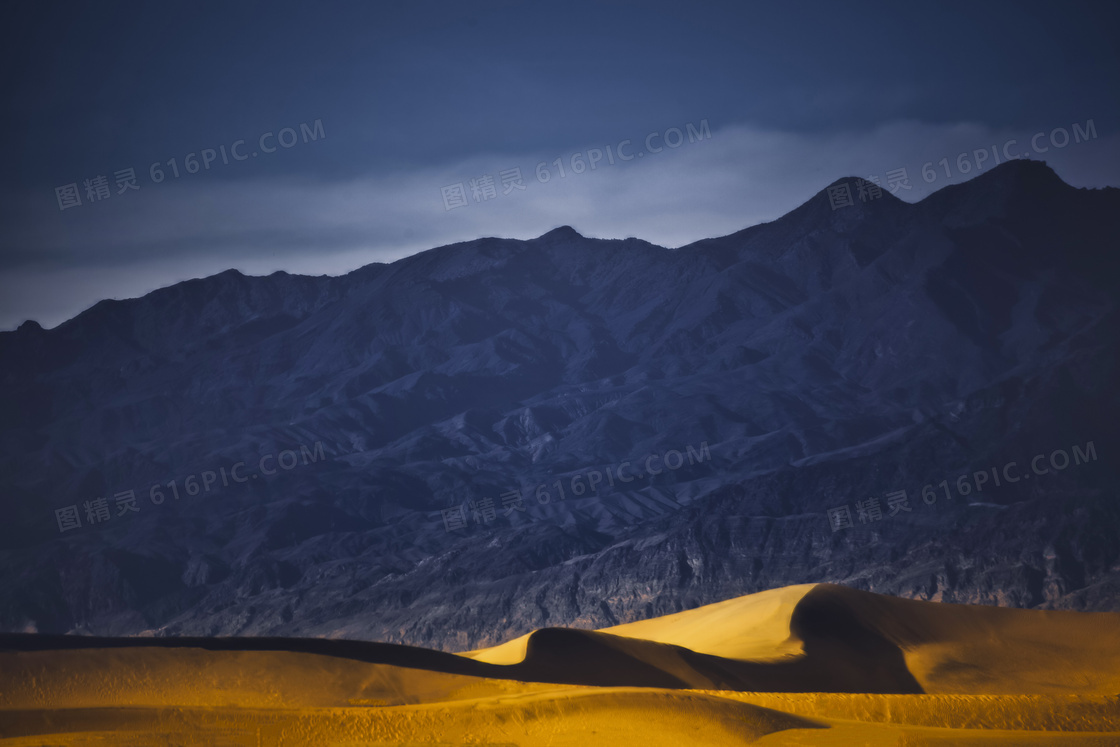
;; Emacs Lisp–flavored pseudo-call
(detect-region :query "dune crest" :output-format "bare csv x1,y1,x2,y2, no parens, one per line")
464,582,1120,695
799,584,1120,694
4,584,1120,744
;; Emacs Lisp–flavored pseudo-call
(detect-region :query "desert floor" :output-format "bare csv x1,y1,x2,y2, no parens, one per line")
2,583,1119,745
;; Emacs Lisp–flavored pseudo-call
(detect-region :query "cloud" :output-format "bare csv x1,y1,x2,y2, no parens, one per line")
2,117,1117,330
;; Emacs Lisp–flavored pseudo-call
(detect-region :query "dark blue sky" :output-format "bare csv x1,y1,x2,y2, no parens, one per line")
2,0,1118,329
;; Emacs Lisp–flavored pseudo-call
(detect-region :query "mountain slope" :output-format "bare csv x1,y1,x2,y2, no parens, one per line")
0,159,1117,650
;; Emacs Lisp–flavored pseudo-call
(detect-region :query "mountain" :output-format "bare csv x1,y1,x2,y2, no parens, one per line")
1,159,1118,650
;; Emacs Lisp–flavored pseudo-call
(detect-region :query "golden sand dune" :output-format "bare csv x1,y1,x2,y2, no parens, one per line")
464,583,817,664
2,583,1119,744
464,584,1120,695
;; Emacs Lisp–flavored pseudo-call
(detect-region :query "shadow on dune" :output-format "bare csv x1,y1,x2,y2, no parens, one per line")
0,584,925,694
497,584,923,693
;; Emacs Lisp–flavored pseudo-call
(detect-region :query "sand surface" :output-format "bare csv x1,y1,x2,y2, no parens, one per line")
2,583,1119,745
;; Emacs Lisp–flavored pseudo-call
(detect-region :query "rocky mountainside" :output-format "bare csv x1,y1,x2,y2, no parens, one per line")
1,159,1117,651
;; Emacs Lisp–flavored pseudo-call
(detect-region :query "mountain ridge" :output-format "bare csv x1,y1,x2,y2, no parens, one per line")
0,158,1116,651
1,158,1078,337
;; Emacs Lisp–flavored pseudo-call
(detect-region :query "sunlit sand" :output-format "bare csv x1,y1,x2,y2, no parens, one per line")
3,584,1118,744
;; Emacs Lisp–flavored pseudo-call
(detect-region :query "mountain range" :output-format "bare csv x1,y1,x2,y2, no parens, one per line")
1,158,1117,651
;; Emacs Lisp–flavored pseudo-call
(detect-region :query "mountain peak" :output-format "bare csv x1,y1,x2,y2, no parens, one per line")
916,158,1074,222
970,158,1063,189
539,225,583,241
774,175,907,229
820,175,905,203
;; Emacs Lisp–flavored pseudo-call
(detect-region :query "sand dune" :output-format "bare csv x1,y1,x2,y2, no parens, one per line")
789,584,1120,694
3,583,1119,744
462,583,1120,695
464,583,817,665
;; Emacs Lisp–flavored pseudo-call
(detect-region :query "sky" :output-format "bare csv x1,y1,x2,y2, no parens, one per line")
1,0,1118,330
